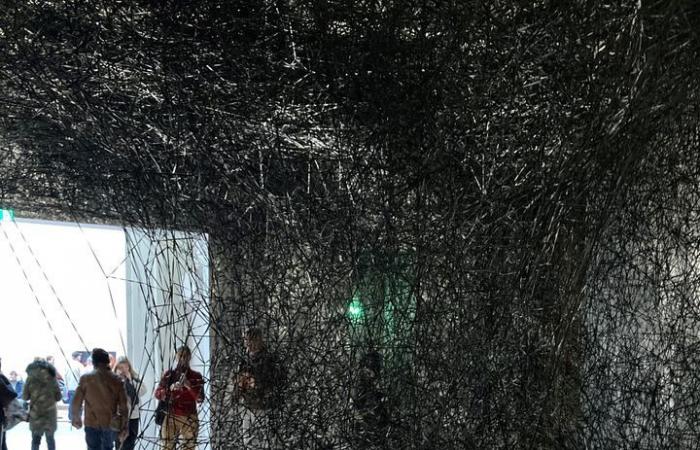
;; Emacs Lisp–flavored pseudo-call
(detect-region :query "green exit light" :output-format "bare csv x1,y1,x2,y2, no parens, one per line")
347,295,365,322
0,209,14,221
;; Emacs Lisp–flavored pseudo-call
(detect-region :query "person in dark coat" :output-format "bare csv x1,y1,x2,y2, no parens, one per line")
1,356,18,450
233,327,286,449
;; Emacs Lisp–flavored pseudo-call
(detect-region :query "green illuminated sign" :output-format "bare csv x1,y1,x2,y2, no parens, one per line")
0,209,14,221
347,295,365,323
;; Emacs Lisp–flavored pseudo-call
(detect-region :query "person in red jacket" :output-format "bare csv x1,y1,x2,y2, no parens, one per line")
154,346,204,450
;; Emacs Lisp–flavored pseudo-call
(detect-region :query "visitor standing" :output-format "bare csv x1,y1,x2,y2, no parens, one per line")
71,348,129,450
45,356,66,403
65,351,84,422
23,358,62,450
154,346,204,450
81,357,93,377
234,328,286,449
352,351,389,448
0,356,18,450
113,357,146,450
7,371,23,399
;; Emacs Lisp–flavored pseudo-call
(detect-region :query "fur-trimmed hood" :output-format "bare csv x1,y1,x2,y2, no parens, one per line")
26,360,57,379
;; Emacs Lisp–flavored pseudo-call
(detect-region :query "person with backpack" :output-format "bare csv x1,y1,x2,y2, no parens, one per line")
154,346,204,450
233,327,286,449
23,358,62,450
114,357,147,450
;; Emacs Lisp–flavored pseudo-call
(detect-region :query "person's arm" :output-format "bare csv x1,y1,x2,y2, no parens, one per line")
154,370,170,401
179,372,203,402
117,381,129,436
52,379,62,402
21,379,30,401
71,377,85,428
196,373,204,403
228,371,241,403
1,377,18,407
137,378,147,398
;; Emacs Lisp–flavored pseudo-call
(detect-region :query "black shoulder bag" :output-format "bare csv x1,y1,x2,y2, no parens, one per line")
154,371,176,426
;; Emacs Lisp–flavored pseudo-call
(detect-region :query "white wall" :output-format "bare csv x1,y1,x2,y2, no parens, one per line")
125,227,211,449
0,218,126,379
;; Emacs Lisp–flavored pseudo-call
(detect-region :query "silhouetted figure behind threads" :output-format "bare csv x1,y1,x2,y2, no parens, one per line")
234,327,287,449
353,352,389,449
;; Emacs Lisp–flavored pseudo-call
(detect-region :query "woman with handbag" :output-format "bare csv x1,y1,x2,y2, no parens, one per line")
114,357,146,450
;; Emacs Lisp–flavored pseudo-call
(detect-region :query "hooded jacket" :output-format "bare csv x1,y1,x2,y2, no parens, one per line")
23,360,62,433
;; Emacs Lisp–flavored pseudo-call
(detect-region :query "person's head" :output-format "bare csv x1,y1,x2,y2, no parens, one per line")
46,355,55,366
71,351,82,363
109,353,116,369
114,356,138,380
243,327,265,354
8,370,18,382
359,351,382,378
175,346,192,369
91,348,110,368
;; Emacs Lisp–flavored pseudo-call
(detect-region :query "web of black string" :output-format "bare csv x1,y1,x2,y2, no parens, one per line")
0,217,216,449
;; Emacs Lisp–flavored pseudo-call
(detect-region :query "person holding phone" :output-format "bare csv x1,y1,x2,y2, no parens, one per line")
154,346,204,450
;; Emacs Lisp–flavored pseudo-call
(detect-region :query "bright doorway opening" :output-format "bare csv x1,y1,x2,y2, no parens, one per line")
0,217,210,450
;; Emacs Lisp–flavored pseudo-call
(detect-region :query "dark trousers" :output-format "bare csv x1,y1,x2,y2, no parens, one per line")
1,430,7,450
85,427,115,450
115,418,139,450
31,432,56,450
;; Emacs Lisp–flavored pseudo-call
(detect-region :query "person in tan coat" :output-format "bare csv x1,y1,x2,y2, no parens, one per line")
71,348,128,450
